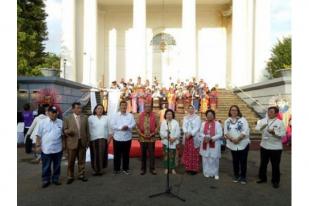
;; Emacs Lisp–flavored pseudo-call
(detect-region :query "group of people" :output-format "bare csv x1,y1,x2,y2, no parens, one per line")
103,77,218,116
26,99,287,190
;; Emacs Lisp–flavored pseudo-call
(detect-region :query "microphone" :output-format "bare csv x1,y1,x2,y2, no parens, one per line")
166,120,170,139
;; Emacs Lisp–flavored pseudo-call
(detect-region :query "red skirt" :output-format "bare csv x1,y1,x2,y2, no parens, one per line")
182,137,200,172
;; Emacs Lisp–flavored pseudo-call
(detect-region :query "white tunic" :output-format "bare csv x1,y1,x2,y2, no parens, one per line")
107,88,121,118
26,114,48,143
160,119,180,149
256,117,286,150
182,114,201,148
88,115,109,141
224,117,250,151
199,121,223,158
110,112,136,141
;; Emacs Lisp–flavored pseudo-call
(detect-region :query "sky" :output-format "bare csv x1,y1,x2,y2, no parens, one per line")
43,0,291,55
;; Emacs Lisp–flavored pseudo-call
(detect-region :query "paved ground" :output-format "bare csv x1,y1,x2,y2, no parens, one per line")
17,147,291,206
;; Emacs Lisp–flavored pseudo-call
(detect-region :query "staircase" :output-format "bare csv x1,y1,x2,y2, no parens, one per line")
81,89,261,139
216,88,261,137
82,92,102,116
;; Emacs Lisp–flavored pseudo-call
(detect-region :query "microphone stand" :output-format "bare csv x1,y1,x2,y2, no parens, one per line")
149,120,185,202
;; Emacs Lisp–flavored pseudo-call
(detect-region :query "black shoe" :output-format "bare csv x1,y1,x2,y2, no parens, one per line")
78,176,88,182
52,181,62,186
113,170,120,176
256,179,267,184
150,170,157,175
66,178,74,184
272,183,280,188
140,170,146,175
42,181,50,188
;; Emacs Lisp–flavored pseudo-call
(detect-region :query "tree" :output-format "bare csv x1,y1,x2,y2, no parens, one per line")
17,0,48,76
265,37,291,79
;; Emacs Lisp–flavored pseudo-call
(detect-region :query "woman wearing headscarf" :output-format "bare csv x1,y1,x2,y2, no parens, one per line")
181,105,201,175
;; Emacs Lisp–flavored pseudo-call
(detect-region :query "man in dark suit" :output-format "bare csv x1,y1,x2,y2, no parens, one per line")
63,102,90,184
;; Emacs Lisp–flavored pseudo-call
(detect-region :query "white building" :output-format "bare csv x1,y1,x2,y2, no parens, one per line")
60,0,271,88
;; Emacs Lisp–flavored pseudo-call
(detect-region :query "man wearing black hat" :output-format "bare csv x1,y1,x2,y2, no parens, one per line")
36,106,63,188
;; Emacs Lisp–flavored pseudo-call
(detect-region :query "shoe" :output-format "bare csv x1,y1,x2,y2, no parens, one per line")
123,170,131,175
78,176,88,182
205,175,210,178
164,169,168,174
140,170,146,175
42,181,50,188
233,177,240,183
113,170,120,176
66,178,74,184
240,179,247,185
256,179,267,184
150,170,157,175
172,169,177,175
215,176,219,180
272,183,280,189
52,181,62,186
92,172,103,176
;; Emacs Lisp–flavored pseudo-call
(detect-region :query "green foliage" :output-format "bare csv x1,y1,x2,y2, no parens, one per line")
17,0,48,76
266,37,291,78
41,53,60,69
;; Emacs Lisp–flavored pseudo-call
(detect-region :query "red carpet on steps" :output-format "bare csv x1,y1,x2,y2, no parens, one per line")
108,140,164,158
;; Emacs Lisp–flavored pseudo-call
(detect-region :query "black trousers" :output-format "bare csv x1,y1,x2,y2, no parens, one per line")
113,140,132,171
231,144,249,179
24,128,32,154
258,147,282,184
140,142,155,171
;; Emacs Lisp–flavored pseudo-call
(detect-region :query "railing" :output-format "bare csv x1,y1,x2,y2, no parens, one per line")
228,83,267,113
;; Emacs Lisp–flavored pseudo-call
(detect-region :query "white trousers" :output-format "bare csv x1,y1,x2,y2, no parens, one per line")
202,157,220,177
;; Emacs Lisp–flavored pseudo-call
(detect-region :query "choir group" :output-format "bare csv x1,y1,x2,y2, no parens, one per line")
102,77,218,115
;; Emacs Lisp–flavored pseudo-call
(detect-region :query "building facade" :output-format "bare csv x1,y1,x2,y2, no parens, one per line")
60,0,271,88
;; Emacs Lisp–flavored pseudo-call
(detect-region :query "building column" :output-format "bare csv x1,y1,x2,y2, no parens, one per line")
83,0,98,87
253,0,271,83
182,0,196,80
60,0,76,81
231,0,251,87
132,0,146,80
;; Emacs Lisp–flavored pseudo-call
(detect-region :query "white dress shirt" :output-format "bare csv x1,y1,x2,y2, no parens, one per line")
88,115,109,141
110,112,136,141
224,117,250,151
182,114,201,148
37,117,63,154
256,117,286,150
160,119,180,149
199,121,223,158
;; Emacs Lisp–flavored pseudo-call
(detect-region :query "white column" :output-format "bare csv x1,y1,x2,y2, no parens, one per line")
83,0,98,87
133,0,146,80
60,0,76,81
254,0,271,83
109,29,117,85
231,0,251,87
182,0,196,80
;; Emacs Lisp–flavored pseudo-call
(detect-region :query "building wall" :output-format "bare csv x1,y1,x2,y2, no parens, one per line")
17,77,91,114
97,4,230,88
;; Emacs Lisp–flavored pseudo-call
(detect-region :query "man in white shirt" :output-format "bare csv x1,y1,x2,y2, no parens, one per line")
36,106,63,188
255,106,286,188
110,100,136,175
